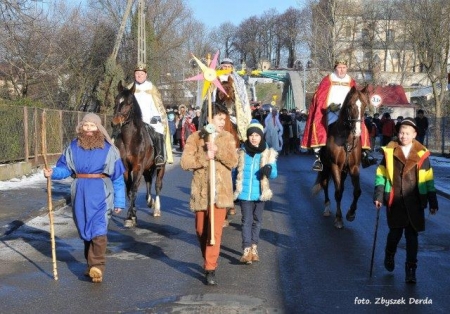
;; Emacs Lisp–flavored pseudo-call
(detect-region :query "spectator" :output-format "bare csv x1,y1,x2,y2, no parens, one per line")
264,108,283,152
394,116,404,137
381,112,396,146
414,109,429,144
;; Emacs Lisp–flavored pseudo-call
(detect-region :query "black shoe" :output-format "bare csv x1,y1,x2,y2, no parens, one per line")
405,262,417,284
384,250,395,272
155,155,165,166
362,153,377,168
312,159,323,171
205,270,217,286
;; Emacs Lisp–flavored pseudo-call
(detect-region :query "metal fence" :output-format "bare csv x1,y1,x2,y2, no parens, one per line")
424,116,450,154
0,105,113,164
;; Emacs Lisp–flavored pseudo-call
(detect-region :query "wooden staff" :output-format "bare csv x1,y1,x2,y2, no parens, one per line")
41,111,58,280
206,53,216,246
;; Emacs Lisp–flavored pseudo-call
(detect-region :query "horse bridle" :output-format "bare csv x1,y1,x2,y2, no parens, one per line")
113,97,133,127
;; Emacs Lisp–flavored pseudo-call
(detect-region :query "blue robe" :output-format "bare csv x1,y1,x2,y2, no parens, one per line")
51,140,125,241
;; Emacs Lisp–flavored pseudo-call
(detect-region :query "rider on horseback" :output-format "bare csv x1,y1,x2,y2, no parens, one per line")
216,58,252,143
301,58,376,171
132,63,171,166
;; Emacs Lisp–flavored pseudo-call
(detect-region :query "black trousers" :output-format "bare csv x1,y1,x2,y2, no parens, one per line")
386,224,418,264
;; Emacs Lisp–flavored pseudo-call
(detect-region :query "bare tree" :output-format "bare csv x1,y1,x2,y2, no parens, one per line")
401,0,450,150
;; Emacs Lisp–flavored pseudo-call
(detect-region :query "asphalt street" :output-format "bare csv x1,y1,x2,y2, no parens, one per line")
0,150,449,313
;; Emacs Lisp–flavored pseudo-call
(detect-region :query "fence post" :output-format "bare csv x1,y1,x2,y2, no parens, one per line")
24,107,29,161
34,108,39,164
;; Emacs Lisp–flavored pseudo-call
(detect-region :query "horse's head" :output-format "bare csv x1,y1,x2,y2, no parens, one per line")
112,81,141,127
340,86,369,136
216,75,235,106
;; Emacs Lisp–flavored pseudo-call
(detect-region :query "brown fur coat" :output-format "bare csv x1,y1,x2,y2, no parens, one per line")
180,130,238,211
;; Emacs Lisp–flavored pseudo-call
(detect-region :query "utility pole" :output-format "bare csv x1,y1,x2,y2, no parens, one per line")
137,0,146,65
111,0,133,61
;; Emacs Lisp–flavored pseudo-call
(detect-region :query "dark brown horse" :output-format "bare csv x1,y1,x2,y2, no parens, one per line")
111,81,165,228
312,86,370,228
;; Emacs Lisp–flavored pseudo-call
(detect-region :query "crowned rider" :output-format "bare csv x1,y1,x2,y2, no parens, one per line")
216,57,252,143
132,63,172,165
301,58,375,171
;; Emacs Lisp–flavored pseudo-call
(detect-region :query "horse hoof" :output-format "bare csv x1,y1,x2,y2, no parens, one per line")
334,219,344,229
153,209,161,217
124,218,137,228
346,212,356,222
323,209,331,217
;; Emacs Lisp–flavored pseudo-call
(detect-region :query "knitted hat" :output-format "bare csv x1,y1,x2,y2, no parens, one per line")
399,117,418,132
76,113,114,145
246,120,264,138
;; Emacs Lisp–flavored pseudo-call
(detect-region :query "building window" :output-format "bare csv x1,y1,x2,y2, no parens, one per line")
345,25,352,37
387,29,395,41
361,28,369,40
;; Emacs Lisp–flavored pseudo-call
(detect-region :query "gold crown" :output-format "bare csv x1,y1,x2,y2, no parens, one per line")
334,58,348,66
134,63,147,72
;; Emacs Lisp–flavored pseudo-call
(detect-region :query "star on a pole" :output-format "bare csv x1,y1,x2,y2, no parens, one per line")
185,50,231,99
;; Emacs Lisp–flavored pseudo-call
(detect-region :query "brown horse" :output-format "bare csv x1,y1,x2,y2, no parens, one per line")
312,86,370,228
111,81,165,228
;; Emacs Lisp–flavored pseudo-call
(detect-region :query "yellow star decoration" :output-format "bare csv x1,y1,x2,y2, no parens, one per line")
185,50,231,99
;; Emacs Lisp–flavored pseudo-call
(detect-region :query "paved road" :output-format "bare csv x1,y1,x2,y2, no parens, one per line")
0,151,449,313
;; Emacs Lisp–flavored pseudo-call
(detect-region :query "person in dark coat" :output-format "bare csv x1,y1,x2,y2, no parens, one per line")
414,109,429,144
373,117,438,284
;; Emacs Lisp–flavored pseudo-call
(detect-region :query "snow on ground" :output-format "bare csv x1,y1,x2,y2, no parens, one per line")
0,171,48,190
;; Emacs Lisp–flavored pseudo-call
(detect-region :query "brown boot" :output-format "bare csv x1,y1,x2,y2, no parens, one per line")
240,247,253,264
89,266,103,283
251,244,259,262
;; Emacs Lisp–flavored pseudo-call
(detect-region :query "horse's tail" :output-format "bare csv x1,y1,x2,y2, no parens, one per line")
312,168,330,196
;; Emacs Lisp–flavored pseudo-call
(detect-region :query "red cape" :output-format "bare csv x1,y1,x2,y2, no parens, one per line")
301,75,370,149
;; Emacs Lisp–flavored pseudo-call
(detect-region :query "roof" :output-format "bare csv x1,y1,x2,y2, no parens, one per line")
366,84,410,106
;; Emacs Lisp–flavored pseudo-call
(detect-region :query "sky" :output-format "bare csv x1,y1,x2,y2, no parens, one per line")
187,0,305,28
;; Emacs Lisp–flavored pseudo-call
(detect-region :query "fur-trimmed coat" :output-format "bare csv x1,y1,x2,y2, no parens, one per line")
180,130,238,211
373,139,438,231
233,145,278,202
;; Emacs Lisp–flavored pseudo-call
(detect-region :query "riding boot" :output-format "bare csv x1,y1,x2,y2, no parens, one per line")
362,150,377,168
312,151,323,172
405,262,417,284
153,133,166,166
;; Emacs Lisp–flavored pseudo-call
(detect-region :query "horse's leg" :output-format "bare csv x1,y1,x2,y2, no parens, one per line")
346,171,362,222
321,172,332,217
332,168,346,229
143,169,153,209
124,170,143,228
152,165,165,217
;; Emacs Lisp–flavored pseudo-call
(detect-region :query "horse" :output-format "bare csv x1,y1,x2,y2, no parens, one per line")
312,85,370,229
111,81,165,228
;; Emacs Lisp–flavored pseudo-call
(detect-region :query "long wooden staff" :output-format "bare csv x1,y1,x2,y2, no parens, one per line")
41,111,58,280
206,54,216,246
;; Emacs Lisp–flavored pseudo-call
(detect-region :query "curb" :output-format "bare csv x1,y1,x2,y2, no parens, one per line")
1,196,70,237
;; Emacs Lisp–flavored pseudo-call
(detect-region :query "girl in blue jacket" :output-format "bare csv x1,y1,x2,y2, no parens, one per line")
233,121,278,264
